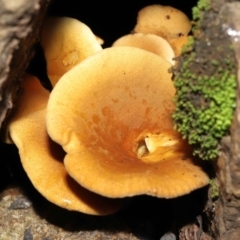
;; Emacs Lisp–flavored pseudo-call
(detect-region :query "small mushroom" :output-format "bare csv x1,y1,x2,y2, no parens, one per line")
133,5,191,40
95,35,104,45
112,33,175,65
46,47,209,199
5,74,121,215
41,17,102,86
168,35,190,57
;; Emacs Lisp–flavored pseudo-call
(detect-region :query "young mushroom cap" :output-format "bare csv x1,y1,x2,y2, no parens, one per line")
46,47,209,199
95,35,104,45
41,17,102,86
112,33,175,65
5,74,121,215
168,35,190,57
133,5,191,40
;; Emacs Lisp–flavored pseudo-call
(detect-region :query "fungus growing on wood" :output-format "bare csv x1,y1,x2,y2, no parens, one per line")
41,17,102,86
46,47,209,199
5,74,121,215
133,5,191,41
112,33,175,65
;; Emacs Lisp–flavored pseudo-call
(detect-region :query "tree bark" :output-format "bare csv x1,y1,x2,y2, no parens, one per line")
214,2,240,239
0,0,51,129
172,0,240,239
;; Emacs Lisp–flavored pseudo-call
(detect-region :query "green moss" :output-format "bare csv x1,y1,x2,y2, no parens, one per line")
172,0,237,160
192,0,211,21
209,179,220,199
182,36,195,54
173,54,236,160
192,0,211,33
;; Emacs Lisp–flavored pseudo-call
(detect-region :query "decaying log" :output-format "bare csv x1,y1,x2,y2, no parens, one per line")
211,2,240,240
0,0,51,129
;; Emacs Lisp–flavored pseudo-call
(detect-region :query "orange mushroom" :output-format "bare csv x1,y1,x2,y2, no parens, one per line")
46,47,209,199
41,17,102,86
112,33,175,65
5,74,121,215
168,35,190,57
95,35,104,45
133,5,191,41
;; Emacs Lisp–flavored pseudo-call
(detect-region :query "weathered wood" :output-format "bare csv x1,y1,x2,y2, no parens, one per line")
1,0,240,239
214,2,240,239
172,0,240,239
0,0,51,129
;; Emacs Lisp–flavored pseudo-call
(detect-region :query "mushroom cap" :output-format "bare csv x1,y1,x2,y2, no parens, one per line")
133,5,191,40
46,47,209,199
41,17,102,86
112,33,175,65
95,35,104,45
5,74,49,143
6,74,121,215
168,35,190,57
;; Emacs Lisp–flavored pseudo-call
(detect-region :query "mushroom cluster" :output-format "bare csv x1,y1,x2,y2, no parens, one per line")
5,5,209,215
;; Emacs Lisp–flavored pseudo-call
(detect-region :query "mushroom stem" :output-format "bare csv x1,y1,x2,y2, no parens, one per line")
136,132,190,164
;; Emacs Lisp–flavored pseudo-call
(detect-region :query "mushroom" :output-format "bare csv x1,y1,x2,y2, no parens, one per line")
46,47,209,199
5,74,121,215
95,35,104,45
112,33,175,65
168,35,190,57
41,17,102,86
133,5,191,41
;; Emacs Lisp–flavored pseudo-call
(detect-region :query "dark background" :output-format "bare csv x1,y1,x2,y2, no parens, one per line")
27,0,197,86
47,1,197,47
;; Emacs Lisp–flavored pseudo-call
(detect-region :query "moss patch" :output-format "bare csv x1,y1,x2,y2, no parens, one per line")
172,0,237,160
